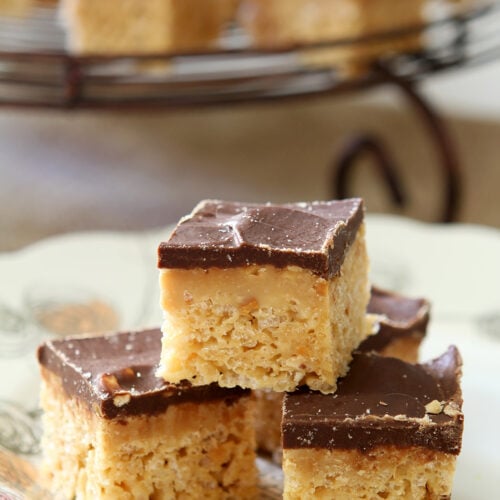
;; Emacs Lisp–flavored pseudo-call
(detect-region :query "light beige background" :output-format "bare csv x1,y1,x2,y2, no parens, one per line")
1,63,499,251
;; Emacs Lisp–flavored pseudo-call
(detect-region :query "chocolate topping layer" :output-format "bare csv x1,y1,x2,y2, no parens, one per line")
359,286,430,352
283,347,463,454
158,199,364,278
37,329,249,419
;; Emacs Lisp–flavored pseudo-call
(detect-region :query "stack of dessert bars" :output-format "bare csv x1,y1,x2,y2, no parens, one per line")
38,198,464,499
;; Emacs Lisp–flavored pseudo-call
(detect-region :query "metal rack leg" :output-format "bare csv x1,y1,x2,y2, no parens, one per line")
64,57,83,108
333,65,461,223
377,64,461,222
334,134,407,210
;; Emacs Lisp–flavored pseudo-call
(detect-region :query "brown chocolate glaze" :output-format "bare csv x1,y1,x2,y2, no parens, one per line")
158,199,364,279
37,329,249,419
283,347,463,454
359,286,430,352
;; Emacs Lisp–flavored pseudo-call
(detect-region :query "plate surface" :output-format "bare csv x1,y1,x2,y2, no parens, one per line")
0,215,499,497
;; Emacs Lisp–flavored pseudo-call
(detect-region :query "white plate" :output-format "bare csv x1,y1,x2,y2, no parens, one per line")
0,215,499,498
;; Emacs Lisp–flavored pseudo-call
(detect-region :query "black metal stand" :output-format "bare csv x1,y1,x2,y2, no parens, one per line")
333,64,461,223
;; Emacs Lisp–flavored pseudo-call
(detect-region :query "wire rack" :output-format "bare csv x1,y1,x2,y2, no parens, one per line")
0,1,499,109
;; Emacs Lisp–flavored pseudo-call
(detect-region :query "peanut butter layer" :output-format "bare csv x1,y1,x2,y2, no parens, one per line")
283,347,463,454
283,446,456,500
37,329,249,419
158,225,370,393
359,286,430,353
40,368,258,500
158,198,364,279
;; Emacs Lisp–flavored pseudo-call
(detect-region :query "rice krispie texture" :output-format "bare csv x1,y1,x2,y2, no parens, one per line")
255,286,430,457
282,347,464,499
238,0,425,72
60,0,236,55
38,329,258,500
158,199,370,394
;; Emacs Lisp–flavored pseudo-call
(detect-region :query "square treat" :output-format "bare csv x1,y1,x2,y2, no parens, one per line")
254,285,430,458
238,0,424,72
360,285,430,363
158,198,370,393
38,328,257,500
60,0,236,55
0,0,32,16
282,347,464,499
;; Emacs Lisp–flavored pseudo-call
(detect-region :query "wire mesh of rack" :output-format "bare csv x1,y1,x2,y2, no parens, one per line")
0,0,499,109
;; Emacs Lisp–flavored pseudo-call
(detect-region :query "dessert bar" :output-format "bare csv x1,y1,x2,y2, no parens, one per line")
158,198,370,393
282,347,464,499
38,328,257,500
255,285,430,458
361,285,430,363
238,0,424,72
60,0,236,55
0,0,32,16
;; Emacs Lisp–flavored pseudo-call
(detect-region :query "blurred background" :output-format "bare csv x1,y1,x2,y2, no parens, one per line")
1,0,499,251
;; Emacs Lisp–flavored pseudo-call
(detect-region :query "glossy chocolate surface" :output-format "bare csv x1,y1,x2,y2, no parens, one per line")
283,347,463,453
38,329,249,419
359,286,430,352
158,199,364,278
